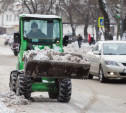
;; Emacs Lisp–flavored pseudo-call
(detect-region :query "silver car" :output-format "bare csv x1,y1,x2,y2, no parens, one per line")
86,41,126,83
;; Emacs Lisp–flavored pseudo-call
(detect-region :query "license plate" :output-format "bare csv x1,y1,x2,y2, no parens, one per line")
123,69,126,73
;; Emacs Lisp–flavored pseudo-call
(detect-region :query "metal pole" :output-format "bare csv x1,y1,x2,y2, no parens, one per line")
59,0,61,16
120,0,124,39
117,20,120,40
96,7,99,41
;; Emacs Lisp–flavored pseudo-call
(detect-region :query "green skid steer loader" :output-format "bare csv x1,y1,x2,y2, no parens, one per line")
9,14,90,102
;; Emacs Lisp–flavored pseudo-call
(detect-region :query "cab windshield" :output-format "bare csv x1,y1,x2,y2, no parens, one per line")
23,18,60,44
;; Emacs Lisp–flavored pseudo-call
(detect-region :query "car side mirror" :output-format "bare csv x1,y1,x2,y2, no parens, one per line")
14,32,20,43
93,51,101,55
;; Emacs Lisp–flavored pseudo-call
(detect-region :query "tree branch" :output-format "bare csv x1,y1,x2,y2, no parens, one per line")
23,0,32,14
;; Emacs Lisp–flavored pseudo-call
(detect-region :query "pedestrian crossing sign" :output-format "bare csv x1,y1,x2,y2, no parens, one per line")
98,17,104,27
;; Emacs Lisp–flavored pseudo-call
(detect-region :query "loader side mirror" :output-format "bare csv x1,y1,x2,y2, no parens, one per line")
14,32,20,43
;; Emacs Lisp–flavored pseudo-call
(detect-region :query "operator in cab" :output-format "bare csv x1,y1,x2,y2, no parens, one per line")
26,22,47,38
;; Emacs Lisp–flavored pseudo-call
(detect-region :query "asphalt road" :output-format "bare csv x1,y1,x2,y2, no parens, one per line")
0,44,126,113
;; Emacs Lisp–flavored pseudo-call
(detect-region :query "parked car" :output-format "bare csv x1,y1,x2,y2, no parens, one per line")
122,31,126,40
4,36,10,45
4,35,13,46
86,41,126,83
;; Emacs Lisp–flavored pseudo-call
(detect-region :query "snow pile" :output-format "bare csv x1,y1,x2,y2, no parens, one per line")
0,91,29,107
0,101,15,113
23,46,88,64
63,41,92,56
0,46,13,56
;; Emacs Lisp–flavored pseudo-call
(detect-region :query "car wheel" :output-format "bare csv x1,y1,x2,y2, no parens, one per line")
88,73,93,79
99,66,107,83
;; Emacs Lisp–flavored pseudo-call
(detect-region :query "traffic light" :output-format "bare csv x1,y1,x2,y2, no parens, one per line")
115,4,121,19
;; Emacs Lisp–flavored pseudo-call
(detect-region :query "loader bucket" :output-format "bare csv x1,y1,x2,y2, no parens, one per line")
24,60,90,79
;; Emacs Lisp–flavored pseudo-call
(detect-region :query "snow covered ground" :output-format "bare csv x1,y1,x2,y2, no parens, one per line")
0,35,126,113
0,101,15,113
0,36,92,113
0,35,13,56
0,46,13,56
63,41,92,56
0,36,29,113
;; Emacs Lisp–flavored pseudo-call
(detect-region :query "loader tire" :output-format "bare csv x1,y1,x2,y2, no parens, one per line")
88,73,93,79
57,78,72,102
9,72,17,93
16,74,31,99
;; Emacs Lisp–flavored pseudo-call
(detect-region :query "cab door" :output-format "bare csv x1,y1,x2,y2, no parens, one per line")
90,43,101,75
92,43,101,75
89,43,99,73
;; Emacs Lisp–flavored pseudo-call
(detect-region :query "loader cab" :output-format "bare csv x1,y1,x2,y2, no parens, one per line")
19,14,63,51
17,14,63,70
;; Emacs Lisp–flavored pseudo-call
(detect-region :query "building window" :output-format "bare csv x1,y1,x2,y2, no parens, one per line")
10,15,11,21
6,15,8,21
2,15,4,25
14,15,17,21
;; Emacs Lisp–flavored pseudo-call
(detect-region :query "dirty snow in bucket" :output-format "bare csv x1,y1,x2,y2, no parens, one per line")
23,44,90,64
0,91,29,107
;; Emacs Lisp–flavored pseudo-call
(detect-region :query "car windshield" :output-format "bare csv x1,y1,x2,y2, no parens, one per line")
103,43,126,55
23,18,60,44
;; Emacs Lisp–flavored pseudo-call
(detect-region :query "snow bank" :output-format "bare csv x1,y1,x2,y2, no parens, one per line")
0,101,15,113
63,41,92,56
0,46,13,56
23,46,89,64
0,91,29,107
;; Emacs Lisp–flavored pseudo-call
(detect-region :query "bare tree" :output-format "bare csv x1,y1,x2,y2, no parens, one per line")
58,0,78,36
0,0,15,12
70,0,98,39
19,0,56,14
98,0,111,40
98,0,126,40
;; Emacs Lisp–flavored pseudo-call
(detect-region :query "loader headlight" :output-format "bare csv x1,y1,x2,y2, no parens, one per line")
105,60,119,66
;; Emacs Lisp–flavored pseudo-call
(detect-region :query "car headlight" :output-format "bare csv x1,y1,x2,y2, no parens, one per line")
105,60,119,66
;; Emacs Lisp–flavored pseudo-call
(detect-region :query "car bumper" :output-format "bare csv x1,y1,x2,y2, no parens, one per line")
103,65,126,78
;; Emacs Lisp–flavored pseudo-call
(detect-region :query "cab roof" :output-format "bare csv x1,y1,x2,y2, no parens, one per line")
19,14,61,19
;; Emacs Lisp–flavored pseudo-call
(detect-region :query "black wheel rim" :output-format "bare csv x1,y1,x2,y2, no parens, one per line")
99,68,103,82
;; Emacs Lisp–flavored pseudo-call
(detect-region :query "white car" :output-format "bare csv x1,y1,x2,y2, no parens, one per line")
86,41,126,83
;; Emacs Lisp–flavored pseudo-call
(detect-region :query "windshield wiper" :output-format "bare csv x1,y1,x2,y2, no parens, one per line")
118,53,126,55
23,35,28,39
104,53,116,55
